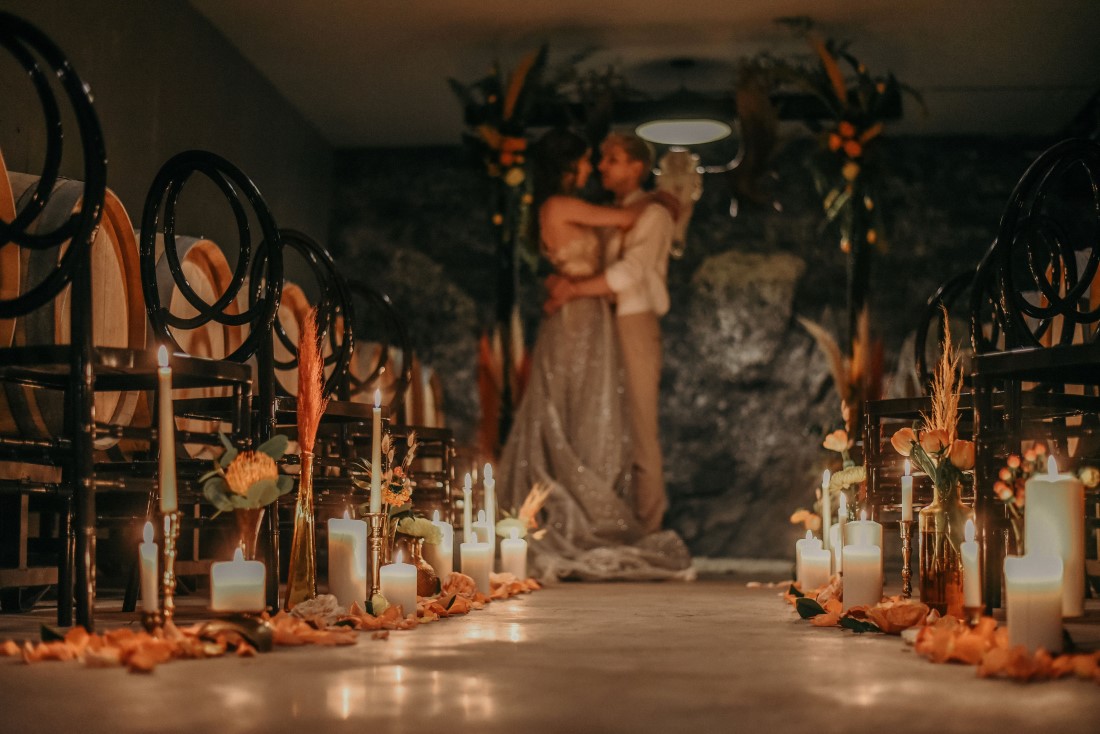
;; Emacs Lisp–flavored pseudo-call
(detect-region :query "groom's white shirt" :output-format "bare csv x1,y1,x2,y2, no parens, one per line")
602,190,674,317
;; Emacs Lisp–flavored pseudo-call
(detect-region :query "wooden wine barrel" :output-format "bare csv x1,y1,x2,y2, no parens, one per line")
151,235,246,457
0,173,145,449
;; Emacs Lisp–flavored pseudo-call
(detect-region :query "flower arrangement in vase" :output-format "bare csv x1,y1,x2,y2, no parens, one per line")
351,430,420,556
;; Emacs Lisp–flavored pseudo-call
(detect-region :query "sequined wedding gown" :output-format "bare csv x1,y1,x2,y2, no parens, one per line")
496,228,693,581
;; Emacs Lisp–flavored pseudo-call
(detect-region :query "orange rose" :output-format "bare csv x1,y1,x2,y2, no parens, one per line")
890,427,916,456
998,467,1013,482
948,439,975,470
1023,449,1036,462
823,429,849,453
1033,442,1047,456
837,121,856,138
1007,454,1021,469
843,140,863,158
920,429,949,454
994,481,1013,501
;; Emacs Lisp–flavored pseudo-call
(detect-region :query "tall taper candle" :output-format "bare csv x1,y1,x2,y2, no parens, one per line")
156,346,177,513
821,469,832,552
370,389,382,514
901,459,913,522
462,472,473,543
484,462,497,550
960,518,981,608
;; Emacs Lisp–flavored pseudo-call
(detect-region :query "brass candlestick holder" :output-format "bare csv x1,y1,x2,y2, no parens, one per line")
899,519,913,599
141,609,162,633
366,512,386,599
963,605,983,627
161,511,181,624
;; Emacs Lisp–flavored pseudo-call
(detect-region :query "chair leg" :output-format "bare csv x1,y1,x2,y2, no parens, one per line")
57,498,73,627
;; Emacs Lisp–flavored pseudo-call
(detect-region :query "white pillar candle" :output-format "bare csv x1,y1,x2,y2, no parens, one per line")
423,510,454,578
829,524,843,574
500,528,527,579
900,459,913,522
156,346,177,513
460,540,492,595
821,469,832,551
211,547,266,612
462,473,473,543
794,530,822,587
327,510,368,609
842,543,882,609
801,547,832,591
471,509,492,545
484,462,496,545
369,390,383,514
139,521,159,612
843,511,882,549
960,518,981,608
1024,456,1084,616
1004,553,1063,654
380,554,418,619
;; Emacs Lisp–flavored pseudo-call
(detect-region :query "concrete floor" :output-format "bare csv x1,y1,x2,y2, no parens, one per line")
0,579,1098,733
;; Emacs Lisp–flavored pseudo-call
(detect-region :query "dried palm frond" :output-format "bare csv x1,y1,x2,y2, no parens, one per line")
518,482,553,530
296,308,329,453
798,316,850,406
921,307,963,443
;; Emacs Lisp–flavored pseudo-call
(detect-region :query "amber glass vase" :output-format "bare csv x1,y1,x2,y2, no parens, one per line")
235,507,265,561
918,486,974,617
284,451,317,609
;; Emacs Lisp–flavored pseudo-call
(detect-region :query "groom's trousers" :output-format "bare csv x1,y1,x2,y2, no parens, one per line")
616,310,666,533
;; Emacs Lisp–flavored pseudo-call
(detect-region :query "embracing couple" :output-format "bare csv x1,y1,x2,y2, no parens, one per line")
497,129,693,582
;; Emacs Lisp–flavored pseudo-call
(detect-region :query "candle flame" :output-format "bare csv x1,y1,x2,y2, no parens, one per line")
477,509,486,523
143,521,154,544
232,546,245,562
157,345,168,368
374,389,381,409
1047,454,1058,476
394,550,404,564
821,469,830,488
904,459,911,476
432,509,440,522
860,509,867,522
805,529,813,540
464,472,472,490
484,463,493,481
965,518,975,543
343,509,350,520
511,527,519,541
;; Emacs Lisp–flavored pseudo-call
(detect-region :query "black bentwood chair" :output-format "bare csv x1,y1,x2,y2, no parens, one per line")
972,138,1100,611
0,12,108,629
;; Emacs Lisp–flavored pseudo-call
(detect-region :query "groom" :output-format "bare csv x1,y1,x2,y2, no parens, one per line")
545,132,674,534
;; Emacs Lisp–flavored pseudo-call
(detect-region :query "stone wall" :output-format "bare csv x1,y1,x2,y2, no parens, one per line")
331,136,1050,559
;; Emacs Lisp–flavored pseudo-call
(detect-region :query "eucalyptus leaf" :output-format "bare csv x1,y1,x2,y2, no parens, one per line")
217,432,234,452
795,597,826,619
257,435,288,460
203,480,236,513
219,446,238,469
840,616,880,634
247,478,280,507
275,475,294,496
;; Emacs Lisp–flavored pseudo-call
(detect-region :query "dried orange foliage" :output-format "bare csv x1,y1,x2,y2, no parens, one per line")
862,598,930,634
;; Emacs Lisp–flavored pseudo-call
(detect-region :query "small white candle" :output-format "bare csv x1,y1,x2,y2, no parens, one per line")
795,530,822,587
1024,455,1085,617
960,518,981,609
423,509,454,578
139,521,158,612
210,546,265,612
844,510,882,549
462,473,473,543
900,459,913,522
842,543,883,609
484,462,497,545
1004,553,1063,654
801,547,832,591
500,528,527,579
327,510,368,609
380,553,418,619
369,390,382,514
156,346,177,513
460,540,492,595
472,509,492,545
821,469,832,551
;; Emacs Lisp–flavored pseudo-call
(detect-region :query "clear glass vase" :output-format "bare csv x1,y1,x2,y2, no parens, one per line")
234,507,265,561
918,486,974,618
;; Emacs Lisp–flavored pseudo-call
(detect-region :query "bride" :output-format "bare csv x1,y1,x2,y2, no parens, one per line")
496,129,693,581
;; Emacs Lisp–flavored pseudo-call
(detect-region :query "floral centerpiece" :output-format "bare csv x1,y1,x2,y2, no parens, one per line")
201,433,293,559
889,315,974,615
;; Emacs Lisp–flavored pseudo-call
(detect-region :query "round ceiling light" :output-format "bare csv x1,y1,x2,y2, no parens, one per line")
635,118,732,146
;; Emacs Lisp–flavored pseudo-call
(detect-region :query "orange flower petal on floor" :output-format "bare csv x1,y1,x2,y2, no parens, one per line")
811,612,841,627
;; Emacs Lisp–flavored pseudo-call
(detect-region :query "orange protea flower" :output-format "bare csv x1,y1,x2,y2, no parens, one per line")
920,429,950,455
224,451,278,496
891,427,916,456
948,439,975,470
822,429,849,452
383,477,412,507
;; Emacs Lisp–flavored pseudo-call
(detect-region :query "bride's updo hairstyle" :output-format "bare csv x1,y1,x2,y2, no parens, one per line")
530,127,590,209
